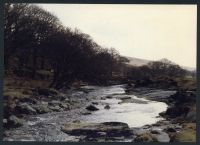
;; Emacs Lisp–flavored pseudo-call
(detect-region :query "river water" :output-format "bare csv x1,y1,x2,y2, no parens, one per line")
4,85,168,141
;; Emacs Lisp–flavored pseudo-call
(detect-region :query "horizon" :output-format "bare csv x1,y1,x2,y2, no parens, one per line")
123,55,196,71
38,4,197,68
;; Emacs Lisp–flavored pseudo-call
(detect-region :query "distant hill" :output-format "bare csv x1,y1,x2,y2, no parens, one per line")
124,56,150,66
124,56,195,71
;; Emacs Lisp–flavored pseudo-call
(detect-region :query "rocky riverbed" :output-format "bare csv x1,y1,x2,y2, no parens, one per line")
3,84,192,142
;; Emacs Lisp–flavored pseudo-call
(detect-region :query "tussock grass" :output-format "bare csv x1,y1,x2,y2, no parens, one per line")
175,123,196,142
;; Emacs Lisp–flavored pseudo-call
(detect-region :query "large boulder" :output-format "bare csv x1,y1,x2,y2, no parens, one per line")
61,121,133,141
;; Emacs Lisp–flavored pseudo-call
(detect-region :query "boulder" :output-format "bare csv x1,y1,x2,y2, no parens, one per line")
36,88,59,96
118,96,132,100
104,105,110,109
134,132,157,142
82,111,92,115
86,105,99,111
19,97,37,104
3,119,8,127
166,128,176,133
135,130,170,142
185,111,196,122
6,115,24,128
15,103,37,115
3,103,16,118
49,105,63,112
92,102,98,105
59,103,69,110
105,96,113,99
48,100,61,106
154,131,170,142
61,121,133,141
34,105,51,114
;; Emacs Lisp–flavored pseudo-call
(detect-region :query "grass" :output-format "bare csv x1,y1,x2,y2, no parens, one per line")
4,89,29,98
4,76,51,100
36,70,53,76
175,77,196,90
175,123,196,142
4,76,50,88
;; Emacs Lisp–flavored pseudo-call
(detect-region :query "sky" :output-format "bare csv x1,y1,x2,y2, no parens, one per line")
38,4,197,68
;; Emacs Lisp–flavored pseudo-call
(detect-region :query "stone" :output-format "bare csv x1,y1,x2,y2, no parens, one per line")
59,103,69,110
105,96,113,99
15,103,37,115
134,130,170,142
86,105,99,111
41,101,48,105
118,96,132,100
37,88,58,96
19,97,37,104
49,105,62,112
104,105,110,109
49,100,61,106
82,111,92,115
3,119,7,124
61,121,133,139
166,128,176,133
92,102,98,105
154,131,170,142
134,132,157,142
34,105,51,114
186,111,196,122
7,115,24,128
60,95,66,101
96,132,107,136
151,130,160,134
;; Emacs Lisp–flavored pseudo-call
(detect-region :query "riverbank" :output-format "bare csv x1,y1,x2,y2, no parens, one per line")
125,85,196,142
3,84,165,141
3,81,196,142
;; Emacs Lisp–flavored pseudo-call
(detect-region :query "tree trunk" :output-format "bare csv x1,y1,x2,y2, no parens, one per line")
32,47,37,78
49,62,59,88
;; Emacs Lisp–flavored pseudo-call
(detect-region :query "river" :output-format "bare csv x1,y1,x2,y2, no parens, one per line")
3,84,168,141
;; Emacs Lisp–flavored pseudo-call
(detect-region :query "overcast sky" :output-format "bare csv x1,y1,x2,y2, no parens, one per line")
38,4,197,68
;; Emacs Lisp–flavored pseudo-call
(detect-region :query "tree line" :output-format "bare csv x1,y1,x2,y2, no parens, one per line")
126,60,189,81
4,3,190,89
4,3,126,88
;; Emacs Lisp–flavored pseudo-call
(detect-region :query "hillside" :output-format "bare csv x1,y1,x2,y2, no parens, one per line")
124,56,195,71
